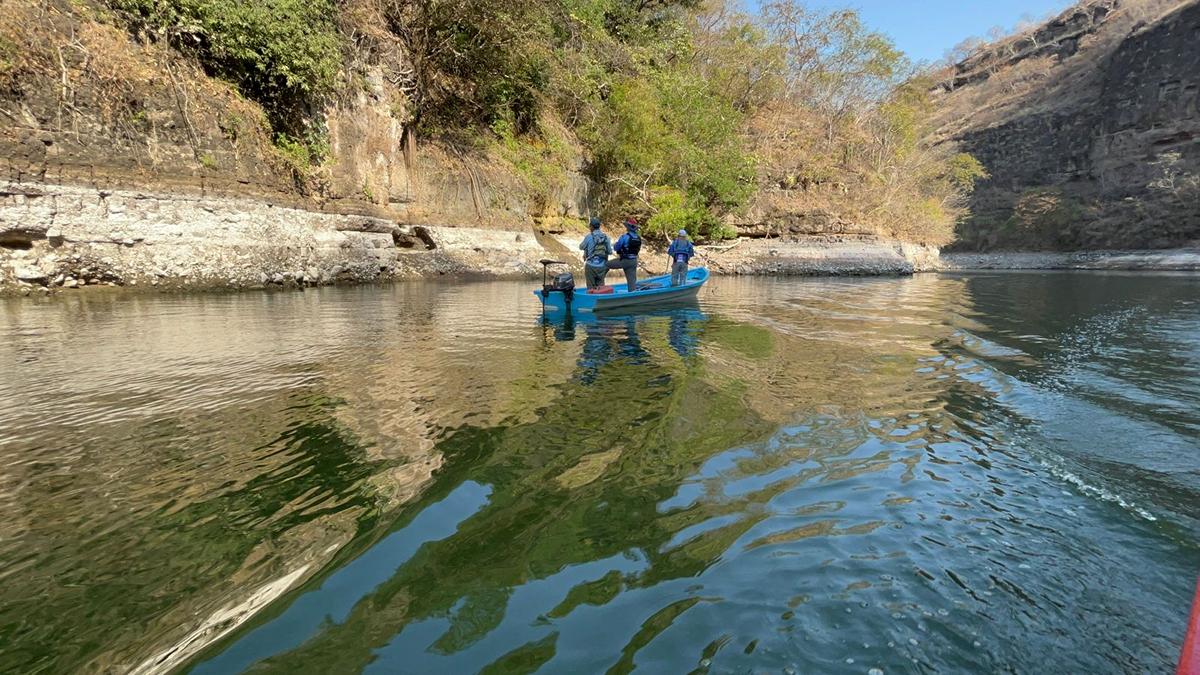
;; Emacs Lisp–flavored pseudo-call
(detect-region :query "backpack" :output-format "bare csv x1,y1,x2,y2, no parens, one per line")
585,232,608,265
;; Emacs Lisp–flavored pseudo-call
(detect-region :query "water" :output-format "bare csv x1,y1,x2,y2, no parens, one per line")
1,273,1198,674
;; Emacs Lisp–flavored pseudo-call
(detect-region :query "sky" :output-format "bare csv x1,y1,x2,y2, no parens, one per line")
763,0,1078,64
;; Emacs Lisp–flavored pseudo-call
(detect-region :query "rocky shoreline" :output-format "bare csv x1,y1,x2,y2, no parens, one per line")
0,178,944,296
3,178,1197,297
0,179,564,296
690,236,939,277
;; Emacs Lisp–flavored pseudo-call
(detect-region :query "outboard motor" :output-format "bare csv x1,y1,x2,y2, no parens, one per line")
539,260,574,306
551,272,575,292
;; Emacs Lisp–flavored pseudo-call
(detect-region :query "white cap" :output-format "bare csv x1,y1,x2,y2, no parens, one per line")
678,229,688,236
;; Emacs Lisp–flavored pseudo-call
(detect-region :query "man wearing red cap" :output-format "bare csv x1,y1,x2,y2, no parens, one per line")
607,218,643,292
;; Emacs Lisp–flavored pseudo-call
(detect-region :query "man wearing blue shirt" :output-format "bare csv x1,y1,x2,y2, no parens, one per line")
578,217,612,289
666,229,695,286
606,218,642,292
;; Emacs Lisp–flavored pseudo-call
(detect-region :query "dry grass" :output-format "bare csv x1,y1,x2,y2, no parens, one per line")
0,0,283,180
742,102,969,246
1,2,159,124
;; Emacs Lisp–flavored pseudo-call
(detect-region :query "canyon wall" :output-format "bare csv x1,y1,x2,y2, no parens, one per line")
933,0,1200,250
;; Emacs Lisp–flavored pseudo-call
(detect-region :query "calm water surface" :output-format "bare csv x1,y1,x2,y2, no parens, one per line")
1,273,1198,674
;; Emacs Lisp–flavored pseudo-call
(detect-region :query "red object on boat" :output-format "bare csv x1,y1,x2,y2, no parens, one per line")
1181,577,1200,675
588,285,614,295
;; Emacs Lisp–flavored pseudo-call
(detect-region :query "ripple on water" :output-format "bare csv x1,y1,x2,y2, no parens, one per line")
0,273,1197,674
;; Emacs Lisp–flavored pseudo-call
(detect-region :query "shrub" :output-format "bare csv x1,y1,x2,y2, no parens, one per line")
587,67,756,235
107,0,341,132
947,153,989,191
273,132,317,175
0,35,14,79
490,115,574,212
1004,187,1080,248
646,187,708,240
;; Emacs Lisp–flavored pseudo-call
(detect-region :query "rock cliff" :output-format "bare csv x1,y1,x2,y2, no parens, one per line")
932,0,1200,250
0,0,937,294
0,0,595,293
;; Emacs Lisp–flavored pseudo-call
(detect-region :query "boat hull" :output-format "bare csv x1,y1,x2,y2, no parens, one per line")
535,267,709,314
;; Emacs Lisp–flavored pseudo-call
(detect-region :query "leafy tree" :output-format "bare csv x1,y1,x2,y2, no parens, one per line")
383,0,557,134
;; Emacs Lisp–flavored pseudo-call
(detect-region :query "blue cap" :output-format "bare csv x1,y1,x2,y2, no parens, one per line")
589,217,602,229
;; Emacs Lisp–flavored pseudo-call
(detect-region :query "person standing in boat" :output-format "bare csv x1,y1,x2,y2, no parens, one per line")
607,218,642,292
578,217,612,290
667,229,694,286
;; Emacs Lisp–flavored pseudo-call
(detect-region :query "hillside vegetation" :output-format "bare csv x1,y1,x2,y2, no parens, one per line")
2,0,987,245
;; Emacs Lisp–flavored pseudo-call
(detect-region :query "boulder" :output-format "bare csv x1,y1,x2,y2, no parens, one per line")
14,266,48,283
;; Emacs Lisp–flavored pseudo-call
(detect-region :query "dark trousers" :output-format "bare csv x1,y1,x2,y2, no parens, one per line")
584,263,608,289
606,257,638,292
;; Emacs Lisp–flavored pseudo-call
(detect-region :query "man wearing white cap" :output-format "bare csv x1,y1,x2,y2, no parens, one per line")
667,229,695,287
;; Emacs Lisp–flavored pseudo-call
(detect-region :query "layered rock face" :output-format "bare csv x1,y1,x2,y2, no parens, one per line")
0,1,591,293
934,0,1200,250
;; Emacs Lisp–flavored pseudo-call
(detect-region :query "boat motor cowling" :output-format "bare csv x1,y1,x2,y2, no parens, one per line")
539,260,574,305
550,272,575,292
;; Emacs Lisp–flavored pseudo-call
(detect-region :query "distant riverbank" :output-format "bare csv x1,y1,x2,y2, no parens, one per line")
5,184,1197,298
938,249,1200,272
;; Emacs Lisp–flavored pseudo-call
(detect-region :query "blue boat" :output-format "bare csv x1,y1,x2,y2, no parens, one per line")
534,262,709,314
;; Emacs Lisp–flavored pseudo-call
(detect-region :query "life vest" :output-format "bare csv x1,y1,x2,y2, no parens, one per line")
618,233,641,259
671,241,692,264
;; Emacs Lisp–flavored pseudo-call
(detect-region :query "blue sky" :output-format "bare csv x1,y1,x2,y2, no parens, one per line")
755,0,1077,64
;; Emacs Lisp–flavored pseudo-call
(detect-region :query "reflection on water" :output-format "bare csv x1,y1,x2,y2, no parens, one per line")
1,273,1199,674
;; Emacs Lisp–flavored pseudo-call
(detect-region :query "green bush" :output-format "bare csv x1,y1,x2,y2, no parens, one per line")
586,67,755,237
947,153,989,191
645,186,735,242
645,187,707,240
490,116,574,211
272,131,326,176
0,36,15,79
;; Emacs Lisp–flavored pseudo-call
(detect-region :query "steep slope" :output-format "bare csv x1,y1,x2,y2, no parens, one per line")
0,0,592,292
931,0,1200,250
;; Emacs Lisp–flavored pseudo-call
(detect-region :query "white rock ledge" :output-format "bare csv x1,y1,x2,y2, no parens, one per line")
0,180,560,294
